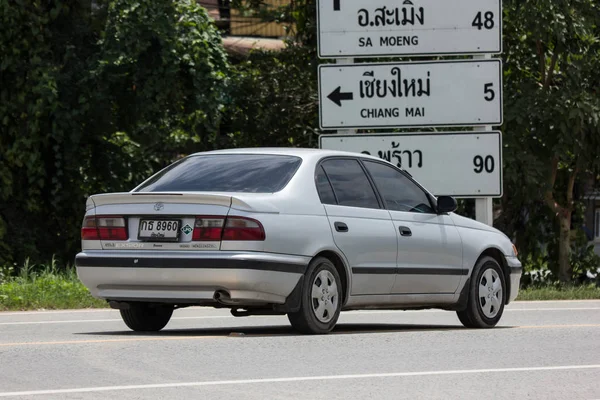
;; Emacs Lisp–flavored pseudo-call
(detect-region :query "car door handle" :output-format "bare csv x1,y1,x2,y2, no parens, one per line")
334,222,348,233
399,226,412,237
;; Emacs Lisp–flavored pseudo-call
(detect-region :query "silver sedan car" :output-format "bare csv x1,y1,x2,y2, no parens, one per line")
76,148,522,334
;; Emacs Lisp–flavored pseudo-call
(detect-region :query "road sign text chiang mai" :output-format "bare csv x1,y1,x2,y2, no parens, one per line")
320,132,503,197
317,0,502,58
318,59,503,130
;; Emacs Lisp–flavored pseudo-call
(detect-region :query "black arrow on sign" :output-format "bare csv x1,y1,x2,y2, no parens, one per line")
327,86,353,107
333,0,340,11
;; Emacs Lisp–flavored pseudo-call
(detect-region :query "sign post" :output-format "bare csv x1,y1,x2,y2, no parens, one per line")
316,0,504,227
473,54,495,226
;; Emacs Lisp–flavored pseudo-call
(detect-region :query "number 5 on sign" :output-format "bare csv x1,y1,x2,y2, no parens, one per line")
484,83,495,101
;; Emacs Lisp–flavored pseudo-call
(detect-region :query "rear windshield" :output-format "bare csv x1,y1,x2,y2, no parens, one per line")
135,154,302,193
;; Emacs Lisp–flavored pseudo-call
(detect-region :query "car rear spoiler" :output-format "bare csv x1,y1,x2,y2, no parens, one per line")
86,192,279,213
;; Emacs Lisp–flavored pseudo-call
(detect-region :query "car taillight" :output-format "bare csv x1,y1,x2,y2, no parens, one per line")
81,216,128,241
191,216,265,242
81,216,100,240
222,217,265,241
192,217,225,241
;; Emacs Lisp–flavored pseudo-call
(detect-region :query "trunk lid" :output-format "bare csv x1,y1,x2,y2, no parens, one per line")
85,192,276,251
88,193,229,251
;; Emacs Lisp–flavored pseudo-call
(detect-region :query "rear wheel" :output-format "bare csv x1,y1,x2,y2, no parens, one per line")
288,257,342,334
457,256,506,328
120,303,173,332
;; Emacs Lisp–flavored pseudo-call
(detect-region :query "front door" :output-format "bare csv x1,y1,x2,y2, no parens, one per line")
362,160,464,294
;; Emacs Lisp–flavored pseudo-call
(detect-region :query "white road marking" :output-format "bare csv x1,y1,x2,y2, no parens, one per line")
351,307,600,314
512,300,600,303
0,316,229,326
1,300,599,316
0,365,598,397
0,309,114,316
1,307,599,326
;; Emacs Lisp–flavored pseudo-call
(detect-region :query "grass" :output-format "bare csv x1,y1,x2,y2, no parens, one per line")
0,260,107,311
1,261,599,311
516,285,600,301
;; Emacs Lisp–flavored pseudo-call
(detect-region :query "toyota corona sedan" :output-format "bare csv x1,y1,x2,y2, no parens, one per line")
76,148,522,334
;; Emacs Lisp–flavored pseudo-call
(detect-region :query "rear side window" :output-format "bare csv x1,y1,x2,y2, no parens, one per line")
135,154,302,193
321,159,380,209
315,165,336,204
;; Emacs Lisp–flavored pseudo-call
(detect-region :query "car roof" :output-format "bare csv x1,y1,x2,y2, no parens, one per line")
190,147,385,162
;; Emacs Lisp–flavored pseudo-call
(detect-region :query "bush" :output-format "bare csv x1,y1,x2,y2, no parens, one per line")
221,45,320,149
521,239,600,288
0,258,106,311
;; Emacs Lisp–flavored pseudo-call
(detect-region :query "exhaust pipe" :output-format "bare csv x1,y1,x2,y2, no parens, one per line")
108,300,130,310
214,290,237,306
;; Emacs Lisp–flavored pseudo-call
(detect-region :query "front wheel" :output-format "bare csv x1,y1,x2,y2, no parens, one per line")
288,257,342,334
457,256,506,329
120,303,173,332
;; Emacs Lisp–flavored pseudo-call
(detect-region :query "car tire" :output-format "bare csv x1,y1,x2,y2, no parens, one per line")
457,256,506,329
288,257,342,334
120,303,173,332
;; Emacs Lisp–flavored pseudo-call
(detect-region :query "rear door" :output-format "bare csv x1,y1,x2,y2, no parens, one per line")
318,159,398,295
362,160,464,294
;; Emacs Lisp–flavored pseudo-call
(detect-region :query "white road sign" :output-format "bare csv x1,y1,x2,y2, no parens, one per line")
318,59,503,130
319,131,503,197
317,0,502,58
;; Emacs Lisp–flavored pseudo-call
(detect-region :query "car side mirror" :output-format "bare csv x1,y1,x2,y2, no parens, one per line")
437,196,457,214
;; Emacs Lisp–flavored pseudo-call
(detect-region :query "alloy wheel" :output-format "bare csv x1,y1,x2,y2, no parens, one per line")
478,268,502,318
311,269,339,323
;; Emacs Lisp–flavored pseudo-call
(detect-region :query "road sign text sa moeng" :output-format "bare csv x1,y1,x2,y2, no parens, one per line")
317,0,503,58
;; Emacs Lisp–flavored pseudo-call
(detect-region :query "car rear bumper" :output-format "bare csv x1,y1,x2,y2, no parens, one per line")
506,256,522,303
75,251,310,305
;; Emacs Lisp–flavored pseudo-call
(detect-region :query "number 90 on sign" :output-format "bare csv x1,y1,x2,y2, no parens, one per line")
473,155,495,174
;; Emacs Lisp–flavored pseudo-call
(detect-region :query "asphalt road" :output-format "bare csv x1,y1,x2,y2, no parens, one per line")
0,301,599,399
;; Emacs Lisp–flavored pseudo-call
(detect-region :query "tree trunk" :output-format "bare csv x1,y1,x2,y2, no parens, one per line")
545,156,579,283
557,209,572,283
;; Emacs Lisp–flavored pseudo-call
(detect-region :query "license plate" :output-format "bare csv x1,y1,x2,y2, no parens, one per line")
138,219,181,241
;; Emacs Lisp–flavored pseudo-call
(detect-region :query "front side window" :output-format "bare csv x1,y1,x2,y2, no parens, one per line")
321,159,380,209
363,160,435,213
135,154,302,193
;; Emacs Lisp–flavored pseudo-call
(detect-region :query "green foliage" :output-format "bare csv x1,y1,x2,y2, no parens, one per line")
0,264,14,285
222,45,320,148
520,225,600,288
570,243,600,284
500,0,600,280
0,261,107,311
230,0,317,46
93,0,229,155
0,0,229,267
516,284,600,301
